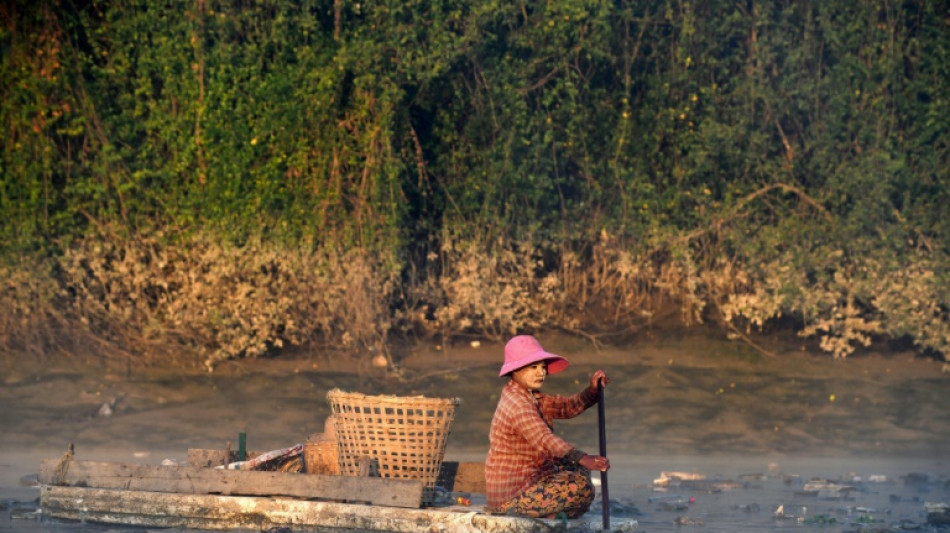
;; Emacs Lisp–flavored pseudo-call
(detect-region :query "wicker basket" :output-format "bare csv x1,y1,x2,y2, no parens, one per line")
326,389,460,506
303,416,340,476
303,436,339,475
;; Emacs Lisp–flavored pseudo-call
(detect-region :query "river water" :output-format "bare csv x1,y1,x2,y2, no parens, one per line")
2,330,948,531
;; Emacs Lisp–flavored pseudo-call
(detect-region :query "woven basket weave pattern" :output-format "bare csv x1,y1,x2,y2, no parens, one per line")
327,389,459,505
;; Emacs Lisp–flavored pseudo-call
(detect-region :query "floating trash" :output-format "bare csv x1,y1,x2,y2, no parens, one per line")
97,401,113,417
924,501,949,513
653,471,705,487
674,516,704,526
927,510,950,527
797,478,857,500
656,499,689,512
10,507,41,520
774,504,808,521
649,493,689,512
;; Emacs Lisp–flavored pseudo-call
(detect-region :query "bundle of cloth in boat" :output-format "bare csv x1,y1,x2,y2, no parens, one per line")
216,444,304,472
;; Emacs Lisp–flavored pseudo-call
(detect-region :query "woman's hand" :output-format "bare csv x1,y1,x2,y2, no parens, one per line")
588,369,610,396
579,454,610,472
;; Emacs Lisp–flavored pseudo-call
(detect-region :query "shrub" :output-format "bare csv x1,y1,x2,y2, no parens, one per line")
47,230,398,369
720,246,949,360
0,255,67,358
416,232,544,341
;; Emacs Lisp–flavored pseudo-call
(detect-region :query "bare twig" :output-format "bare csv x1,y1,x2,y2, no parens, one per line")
724,323,777,358
554,325,605,352
517,66,561,95
680,182,833,244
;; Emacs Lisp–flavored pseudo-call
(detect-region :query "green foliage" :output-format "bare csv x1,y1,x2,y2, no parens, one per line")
2,0,948,364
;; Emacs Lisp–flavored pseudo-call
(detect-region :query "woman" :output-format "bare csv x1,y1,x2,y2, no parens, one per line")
485,334,610,518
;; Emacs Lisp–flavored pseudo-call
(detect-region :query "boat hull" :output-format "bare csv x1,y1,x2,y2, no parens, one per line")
41,485,553,533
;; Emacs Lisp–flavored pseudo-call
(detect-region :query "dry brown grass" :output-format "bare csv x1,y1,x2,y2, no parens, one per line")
0,255,67,358
720,248,949,360
2,229,947,368
401,230,693,343
2,230,398,369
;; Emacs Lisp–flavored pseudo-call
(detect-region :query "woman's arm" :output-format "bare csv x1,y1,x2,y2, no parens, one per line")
539,369,611,419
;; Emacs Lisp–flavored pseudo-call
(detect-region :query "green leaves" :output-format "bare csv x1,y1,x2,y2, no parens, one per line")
2,0,949,361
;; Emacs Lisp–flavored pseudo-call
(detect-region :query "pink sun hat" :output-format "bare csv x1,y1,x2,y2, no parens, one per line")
498,335,570,377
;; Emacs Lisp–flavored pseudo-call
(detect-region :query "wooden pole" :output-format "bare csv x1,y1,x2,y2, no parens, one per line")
597,382,610,531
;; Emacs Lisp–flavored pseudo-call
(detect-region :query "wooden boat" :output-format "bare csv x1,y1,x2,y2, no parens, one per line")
38,449,636,532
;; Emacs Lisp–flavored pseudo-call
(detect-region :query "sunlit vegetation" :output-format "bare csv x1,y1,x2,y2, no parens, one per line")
2,1,947,368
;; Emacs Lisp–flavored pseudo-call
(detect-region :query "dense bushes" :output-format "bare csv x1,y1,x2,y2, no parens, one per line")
2,0,947,367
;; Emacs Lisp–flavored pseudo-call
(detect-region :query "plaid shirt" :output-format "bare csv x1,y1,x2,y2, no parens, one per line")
484,379,597,509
